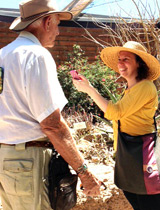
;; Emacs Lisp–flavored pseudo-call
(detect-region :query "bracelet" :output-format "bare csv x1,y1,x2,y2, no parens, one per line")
77,163,88,174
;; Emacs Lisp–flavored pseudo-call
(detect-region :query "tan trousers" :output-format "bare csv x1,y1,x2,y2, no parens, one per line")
0,143,53,210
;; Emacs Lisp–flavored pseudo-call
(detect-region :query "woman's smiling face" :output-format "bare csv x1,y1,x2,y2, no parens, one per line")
118,51,139,81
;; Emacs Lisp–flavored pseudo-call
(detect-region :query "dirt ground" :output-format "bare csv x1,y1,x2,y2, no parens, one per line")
72,190,133,210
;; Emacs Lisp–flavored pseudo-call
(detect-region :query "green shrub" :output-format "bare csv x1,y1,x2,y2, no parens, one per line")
57,44,123,117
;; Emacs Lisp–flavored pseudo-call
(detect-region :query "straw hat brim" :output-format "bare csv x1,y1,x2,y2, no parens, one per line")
100,47,160,81
9,11,72,32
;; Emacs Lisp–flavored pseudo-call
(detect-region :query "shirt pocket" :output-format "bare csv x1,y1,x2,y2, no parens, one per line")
3,159,33,196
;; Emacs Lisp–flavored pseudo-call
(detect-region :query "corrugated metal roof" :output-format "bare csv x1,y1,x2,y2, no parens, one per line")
0,8,19,17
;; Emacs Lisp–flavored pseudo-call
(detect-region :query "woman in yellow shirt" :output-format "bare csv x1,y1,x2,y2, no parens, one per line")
73,41,160,210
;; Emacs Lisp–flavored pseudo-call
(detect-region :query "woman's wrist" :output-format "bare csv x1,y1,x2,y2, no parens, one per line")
87,84,97,96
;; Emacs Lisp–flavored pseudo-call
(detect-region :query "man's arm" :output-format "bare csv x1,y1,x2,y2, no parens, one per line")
40,108,100,196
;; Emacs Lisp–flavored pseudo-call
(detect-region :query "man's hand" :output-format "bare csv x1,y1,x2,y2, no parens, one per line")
78,170,101,197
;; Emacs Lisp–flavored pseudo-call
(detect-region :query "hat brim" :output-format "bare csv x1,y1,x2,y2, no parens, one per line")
10,11,72,32
100,47,160,81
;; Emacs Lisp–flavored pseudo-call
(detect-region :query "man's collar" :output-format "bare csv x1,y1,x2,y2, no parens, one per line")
19,31,42,46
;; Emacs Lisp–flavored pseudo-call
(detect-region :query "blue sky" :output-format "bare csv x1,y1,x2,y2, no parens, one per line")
0,0,159,19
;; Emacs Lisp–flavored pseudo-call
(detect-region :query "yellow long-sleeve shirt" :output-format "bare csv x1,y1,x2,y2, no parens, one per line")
104,79,158,150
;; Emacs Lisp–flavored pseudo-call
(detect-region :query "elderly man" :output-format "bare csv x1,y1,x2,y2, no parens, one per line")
0,0,100,209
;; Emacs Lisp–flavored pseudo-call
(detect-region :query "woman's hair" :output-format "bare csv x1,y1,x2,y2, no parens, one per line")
136,55,149,81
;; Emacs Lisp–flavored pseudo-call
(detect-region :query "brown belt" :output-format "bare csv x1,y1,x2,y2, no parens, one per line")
0,141,53,148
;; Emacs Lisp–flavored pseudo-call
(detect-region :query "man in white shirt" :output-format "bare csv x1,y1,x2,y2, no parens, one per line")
0,0,100,209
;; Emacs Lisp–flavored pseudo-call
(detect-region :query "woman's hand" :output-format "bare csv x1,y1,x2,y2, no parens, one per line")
72,75,92,94
72,74,108,113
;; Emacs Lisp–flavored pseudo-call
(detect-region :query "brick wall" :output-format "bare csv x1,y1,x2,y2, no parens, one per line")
0,22,17,48
0,21,106,66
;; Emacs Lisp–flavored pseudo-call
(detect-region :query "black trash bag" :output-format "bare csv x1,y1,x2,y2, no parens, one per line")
48,150,78,210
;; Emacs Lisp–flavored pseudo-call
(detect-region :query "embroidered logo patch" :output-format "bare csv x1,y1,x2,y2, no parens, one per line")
0,67,4,94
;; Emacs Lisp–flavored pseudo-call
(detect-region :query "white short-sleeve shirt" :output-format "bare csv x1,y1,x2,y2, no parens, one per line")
0,31,68,144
